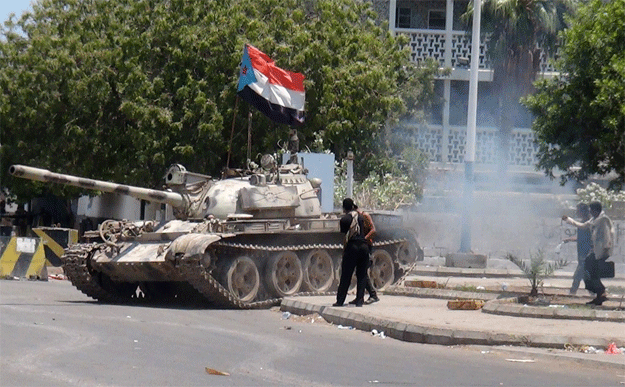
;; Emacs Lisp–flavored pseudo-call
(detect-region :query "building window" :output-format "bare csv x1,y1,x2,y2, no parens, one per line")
396,7,411,28
428,10,446,30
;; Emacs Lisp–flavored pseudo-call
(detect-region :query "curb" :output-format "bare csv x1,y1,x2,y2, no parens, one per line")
483,297,625,323
280,297,625,350
385,285,499,301
411,266,625,280
412,266,524,278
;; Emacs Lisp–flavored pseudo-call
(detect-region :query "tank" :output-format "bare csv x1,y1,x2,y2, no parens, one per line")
9,159,423,308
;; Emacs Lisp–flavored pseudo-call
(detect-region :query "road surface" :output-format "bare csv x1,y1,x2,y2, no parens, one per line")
1,280,623,386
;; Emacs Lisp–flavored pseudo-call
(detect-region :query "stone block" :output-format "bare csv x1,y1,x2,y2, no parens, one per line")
445,253,488,269
404,325,426,343
424,327,455,345
387,322,408,341
451,329,490,345
490,332,525,346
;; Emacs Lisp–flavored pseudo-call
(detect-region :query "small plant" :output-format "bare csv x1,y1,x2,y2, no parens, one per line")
453,284,480,292
506,250,568,297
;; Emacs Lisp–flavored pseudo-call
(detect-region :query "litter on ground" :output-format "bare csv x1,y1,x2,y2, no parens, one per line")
205,367,230,376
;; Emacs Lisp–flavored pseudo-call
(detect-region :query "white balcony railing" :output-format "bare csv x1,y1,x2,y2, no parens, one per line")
398,124,539,166
395,29,557,74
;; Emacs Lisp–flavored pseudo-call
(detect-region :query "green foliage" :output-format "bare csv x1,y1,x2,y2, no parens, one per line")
523,0,625,190
506,250,568,296
0,0,439,202
334,146,428,210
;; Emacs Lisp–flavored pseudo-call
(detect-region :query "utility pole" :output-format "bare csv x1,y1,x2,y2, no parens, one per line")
460,0,481,253
346,150,354,198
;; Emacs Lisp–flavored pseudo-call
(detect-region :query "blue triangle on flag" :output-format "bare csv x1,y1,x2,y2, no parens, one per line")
237,46,257,92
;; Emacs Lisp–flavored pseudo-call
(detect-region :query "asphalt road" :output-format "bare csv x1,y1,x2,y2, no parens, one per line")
1,280,623,387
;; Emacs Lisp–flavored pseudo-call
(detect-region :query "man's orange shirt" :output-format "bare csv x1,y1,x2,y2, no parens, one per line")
358,210,376,245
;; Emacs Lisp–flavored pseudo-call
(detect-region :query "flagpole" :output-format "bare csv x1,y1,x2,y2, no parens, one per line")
226,96,240,172
247,108,252,164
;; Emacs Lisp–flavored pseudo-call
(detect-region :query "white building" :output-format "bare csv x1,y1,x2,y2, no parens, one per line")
370,0,566,193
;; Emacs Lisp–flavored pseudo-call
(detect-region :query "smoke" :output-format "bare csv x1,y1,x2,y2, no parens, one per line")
389,75,592,261
409,165,582,261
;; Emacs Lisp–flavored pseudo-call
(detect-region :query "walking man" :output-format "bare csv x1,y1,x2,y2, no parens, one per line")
563,201,614,305
562,203,592,294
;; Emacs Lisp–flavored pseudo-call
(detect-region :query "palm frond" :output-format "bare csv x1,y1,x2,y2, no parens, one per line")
506,250,569,295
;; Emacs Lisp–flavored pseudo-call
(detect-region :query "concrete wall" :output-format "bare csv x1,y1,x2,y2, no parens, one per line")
77,194,166,221
284,152,335,213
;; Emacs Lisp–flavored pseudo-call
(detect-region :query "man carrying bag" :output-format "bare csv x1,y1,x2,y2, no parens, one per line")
563,201,615,305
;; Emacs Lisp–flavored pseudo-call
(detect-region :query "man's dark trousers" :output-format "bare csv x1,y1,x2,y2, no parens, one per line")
364,257,377,298
336,240,370,305
584,253,606,296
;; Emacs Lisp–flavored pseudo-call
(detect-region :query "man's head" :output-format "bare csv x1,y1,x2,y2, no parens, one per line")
589,201,602,218
576,202,590,219
342,198,355,213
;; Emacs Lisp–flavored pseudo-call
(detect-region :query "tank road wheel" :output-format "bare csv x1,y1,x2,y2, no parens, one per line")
265,251,303,297
302,249,334,293
397,240,416,267
370,250,394,291
224,256,260,303
395,230,424,265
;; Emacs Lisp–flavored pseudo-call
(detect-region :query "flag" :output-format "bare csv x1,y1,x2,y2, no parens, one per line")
237,44,305,126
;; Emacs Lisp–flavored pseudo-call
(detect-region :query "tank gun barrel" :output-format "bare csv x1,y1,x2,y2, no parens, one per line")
9,165,186,208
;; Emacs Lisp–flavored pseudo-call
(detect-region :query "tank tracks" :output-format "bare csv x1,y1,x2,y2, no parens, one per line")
61,243,134,303
61,238,408,309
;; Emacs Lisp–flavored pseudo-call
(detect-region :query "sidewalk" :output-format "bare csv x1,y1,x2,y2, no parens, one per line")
280,266,625,369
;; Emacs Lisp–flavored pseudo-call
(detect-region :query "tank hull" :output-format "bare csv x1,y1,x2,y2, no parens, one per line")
61,215,422,308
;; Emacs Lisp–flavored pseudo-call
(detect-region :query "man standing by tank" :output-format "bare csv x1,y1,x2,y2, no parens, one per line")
334,198,369,307
562,203,592,295
348,203,380,304
563,201,614,305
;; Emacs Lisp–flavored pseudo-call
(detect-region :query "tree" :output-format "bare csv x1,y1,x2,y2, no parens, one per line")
523,0,625,190
506,251,568,297
0,0,439,202
465,0,575,177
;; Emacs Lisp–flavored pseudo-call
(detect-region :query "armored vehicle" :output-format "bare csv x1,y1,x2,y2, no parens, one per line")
10,159,422,308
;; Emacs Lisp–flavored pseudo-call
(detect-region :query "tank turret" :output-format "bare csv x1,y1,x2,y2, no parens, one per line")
9,161,322,220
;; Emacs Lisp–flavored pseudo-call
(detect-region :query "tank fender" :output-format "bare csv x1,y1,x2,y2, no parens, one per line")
168,233,222,260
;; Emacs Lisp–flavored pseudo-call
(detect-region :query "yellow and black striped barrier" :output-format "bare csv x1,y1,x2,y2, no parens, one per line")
0,236,47,279
32,227,78,267
0,228,77,280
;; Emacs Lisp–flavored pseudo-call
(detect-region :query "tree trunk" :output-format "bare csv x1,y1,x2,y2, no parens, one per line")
529,286,539,297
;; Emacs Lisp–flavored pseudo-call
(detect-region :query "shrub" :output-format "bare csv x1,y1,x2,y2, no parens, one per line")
506,250,568,297
334,147,428,210
576,183,625,210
